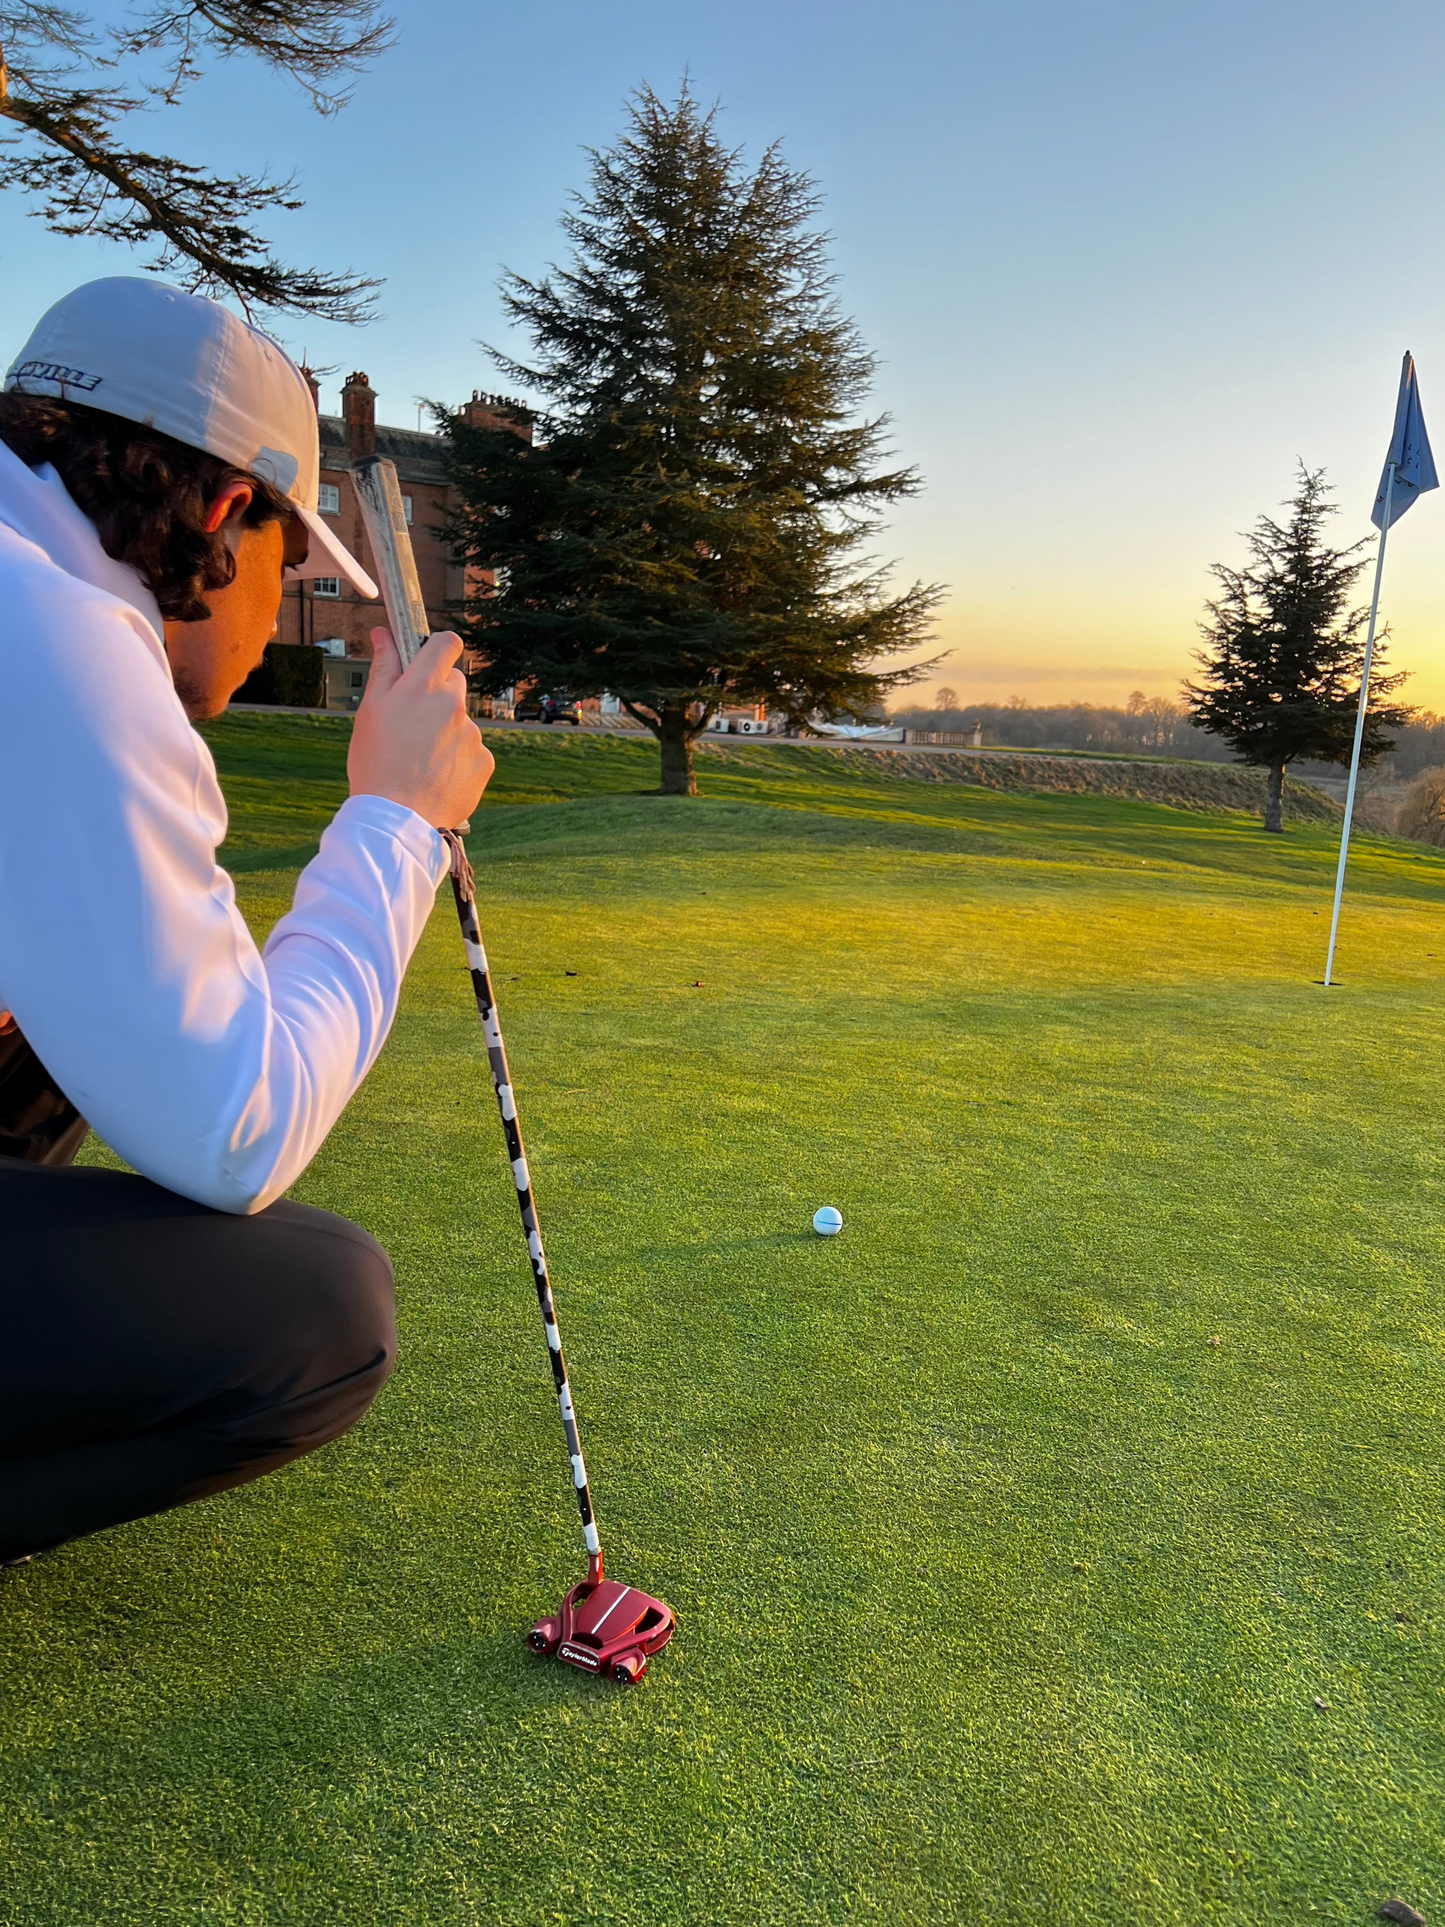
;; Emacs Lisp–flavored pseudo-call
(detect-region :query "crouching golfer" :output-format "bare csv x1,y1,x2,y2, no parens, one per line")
0,278,493,1567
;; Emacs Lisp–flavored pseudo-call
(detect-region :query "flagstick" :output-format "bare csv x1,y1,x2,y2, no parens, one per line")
1323,461,1395,986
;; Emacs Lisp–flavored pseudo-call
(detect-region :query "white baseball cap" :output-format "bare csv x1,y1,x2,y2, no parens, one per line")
4,277,378,597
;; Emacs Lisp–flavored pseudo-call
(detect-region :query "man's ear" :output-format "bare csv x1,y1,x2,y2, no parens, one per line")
203,480,254,535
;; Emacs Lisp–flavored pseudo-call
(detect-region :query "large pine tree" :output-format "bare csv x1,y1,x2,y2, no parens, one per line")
1186,467,1411,831
442,86,940,795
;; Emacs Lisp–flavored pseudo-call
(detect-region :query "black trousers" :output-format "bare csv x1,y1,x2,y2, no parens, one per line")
0,1155,397,1563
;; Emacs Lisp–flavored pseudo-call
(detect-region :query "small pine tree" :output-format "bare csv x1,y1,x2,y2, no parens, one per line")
442,85,940,795
1185,466,1412,831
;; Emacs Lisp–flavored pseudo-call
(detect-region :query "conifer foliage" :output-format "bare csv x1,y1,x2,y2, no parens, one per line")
442,87,940,795
1185,467,1411,831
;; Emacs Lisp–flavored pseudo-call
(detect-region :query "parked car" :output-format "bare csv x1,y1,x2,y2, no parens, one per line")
514,692,582,725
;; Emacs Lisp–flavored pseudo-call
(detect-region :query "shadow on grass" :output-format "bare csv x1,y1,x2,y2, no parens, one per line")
223,840,323,873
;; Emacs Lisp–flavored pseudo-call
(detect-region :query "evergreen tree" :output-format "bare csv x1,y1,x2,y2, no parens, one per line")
1185,467,1412,832
442,86,940,795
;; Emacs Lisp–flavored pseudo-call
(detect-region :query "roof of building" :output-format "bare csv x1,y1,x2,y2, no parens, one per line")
318,416,448,486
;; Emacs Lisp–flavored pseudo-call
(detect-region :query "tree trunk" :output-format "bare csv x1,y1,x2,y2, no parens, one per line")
1263,761,1285,833
658,704,697,796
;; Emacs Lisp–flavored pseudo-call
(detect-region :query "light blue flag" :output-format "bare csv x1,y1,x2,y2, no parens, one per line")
1373,352,1438,529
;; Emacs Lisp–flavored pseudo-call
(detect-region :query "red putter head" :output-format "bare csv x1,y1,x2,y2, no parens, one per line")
528,1576,676,1686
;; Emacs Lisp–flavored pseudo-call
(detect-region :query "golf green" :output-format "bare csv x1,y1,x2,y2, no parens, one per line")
4,718,1445,1925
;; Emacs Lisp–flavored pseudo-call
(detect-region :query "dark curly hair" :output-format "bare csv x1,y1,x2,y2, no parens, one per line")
0,391,294,622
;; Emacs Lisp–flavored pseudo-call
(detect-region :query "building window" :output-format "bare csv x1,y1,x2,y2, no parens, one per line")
401,494,413,524
313,576,340,597
318,483,341,515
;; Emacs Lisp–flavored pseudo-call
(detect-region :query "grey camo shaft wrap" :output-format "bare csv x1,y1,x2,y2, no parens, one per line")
439,830,603,1586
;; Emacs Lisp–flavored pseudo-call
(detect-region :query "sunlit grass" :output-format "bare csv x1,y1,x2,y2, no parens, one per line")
4,717,1444,1923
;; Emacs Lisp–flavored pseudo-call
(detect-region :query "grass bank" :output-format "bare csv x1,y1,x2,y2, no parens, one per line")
2,718,1444,1924
199,712,1345,874
708,739,1344,821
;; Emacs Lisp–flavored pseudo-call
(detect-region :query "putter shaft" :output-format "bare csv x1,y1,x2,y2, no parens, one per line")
441,831,603,1586
352,454,604,1588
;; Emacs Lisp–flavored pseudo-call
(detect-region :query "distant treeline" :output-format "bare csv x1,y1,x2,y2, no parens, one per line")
1356,712,1445,781
888,695,1235,761
889,695,1445,785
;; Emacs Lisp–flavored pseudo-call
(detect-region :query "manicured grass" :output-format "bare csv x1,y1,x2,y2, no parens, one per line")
200,713,665,869
5,720,1445,1923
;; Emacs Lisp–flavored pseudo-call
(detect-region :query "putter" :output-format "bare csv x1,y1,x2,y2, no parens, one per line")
353,457,675,1685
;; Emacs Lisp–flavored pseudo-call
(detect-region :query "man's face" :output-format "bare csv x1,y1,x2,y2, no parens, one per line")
163,495,310,721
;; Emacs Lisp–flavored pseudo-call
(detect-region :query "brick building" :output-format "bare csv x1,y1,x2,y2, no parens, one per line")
275,374,529,709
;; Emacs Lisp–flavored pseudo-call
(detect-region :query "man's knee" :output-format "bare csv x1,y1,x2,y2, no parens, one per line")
0,1190,401,1554
202,1202,399,1464
296,1222,397,1449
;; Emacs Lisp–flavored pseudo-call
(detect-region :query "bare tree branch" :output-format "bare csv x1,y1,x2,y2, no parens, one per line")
0,0,388,318
114,0,393,115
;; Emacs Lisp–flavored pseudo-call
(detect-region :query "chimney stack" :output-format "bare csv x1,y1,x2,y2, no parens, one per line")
456,389,534,447
341,371,376,462
300,365,321,415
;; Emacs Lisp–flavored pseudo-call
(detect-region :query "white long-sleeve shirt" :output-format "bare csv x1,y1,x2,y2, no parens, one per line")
0,437,448,1213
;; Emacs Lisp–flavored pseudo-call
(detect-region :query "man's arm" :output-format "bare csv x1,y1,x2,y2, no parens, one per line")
0,560,454,1213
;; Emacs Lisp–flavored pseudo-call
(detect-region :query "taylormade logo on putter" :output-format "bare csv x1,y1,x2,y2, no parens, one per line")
352,456,676,1687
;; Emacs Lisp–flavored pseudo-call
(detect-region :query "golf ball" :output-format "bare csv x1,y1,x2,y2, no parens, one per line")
813,1206,843,1236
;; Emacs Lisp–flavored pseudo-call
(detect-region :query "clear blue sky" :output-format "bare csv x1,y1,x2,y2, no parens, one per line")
6,0,1445,709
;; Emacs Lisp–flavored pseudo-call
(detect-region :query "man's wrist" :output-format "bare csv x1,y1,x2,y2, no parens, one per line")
335,793,448,883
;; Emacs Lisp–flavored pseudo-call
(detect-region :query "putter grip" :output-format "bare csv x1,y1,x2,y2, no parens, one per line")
352,455,429,667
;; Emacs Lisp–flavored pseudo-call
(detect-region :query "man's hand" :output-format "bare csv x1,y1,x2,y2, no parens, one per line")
348,629,494,829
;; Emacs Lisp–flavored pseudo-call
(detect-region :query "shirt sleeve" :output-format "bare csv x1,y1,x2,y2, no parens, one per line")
0,560,448,1214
